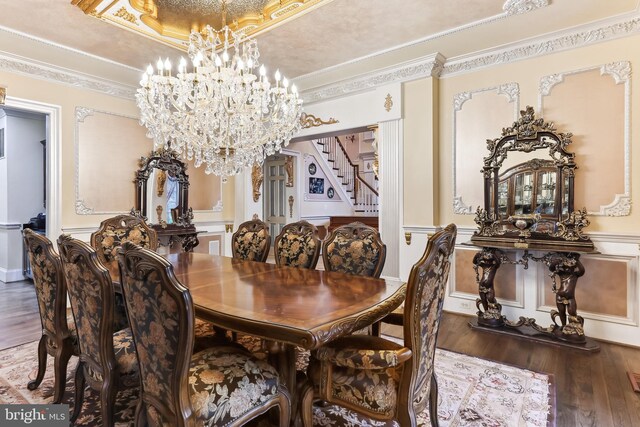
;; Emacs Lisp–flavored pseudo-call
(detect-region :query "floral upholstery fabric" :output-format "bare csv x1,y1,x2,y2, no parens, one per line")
86,328,139,382
187,346,281,426
325,233,383,277
312,405,399,427
314,339,409,370
311,336,406,419
275,227,318,269
94,223,155,266
28,247,60,337
233,226,269,262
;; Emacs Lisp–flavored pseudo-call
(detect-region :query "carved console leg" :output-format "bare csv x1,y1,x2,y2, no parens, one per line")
548,253,586,343
473,248,505,327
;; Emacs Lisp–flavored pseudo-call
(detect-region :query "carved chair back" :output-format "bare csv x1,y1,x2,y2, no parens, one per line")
274,220,321,269
322,222,386,278
231,219,271,262
90,214,158,270
23,229,71,342
398,223,457,422
117,241,196,426
57,235,118,385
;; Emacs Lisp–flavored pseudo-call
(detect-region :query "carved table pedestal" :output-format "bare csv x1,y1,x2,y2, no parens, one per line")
463,242,600,352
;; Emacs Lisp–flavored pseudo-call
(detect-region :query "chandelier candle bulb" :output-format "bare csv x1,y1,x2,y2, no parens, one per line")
136,23,303,180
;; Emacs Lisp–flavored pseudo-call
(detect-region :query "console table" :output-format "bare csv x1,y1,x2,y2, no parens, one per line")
154,223,200,252
462,241,600,352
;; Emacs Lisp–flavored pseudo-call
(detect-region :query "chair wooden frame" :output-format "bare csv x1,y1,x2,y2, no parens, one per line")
274,220,322,269
322,222,386,278
117,242,291,427
231,219,271,262
58,235,137,426
303,224,457,427
23,229,78,404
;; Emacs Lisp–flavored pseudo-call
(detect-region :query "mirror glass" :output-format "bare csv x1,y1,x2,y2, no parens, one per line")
135,149,191,226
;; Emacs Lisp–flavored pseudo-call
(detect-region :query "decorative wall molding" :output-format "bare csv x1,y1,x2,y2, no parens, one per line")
299,112,339,128
539,61,632,216
300,53,445,104
74,107,142,215
0,51,137,100
442,15,640,77
0,223,22,230
502,0,549,16
452,83,520,214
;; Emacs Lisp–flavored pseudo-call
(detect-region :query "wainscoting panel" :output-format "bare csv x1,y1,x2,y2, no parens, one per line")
442,227,640,347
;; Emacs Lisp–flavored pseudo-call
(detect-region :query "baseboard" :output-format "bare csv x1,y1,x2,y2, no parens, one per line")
0,268,25,283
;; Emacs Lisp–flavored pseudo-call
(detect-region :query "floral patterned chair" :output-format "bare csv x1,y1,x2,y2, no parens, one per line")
90,213,158,270
22,229,79,404
90,213,158,330
57,235,139,426
302,224,457,427
322,222,386,278
117,241,291,427
274,220,321,269
232,219,271,262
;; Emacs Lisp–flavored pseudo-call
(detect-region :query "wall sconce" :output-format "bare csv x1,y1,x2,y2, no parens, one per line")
0,85,6,105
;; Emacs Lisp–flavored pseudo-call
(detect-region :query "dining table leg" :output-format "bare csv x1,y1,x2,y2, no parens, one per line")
266,341,303,426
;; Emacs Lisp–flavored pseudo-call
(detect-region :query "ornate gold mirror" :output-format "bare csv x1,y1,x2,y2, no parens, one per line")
471,106,593,250
134,148,192,226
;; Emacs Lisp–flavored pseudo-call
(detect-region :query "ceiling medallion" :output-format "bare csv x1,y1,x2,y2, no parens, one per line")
72,0,334,50
136,1,303,181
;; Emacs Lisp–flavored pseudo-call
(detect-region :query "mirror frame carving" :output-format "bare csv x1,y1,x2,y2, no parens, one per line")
134,148,193,226
471,106,593,250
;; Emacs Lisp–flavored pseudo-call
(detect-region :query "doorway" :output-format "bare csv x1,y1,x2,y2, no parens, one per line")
263,155,288,238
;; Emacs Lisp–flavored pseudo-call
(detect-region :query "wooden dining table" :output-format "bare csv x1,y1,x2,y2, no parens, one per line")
110,252,406,420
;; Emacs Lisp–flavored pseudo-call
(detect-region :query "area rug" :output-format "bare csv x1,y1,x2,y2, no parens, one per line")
0,333,553,426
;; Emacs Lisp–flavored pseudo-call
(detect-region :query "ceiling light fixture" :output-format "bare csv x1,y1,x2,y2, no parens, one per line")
136,0,303,181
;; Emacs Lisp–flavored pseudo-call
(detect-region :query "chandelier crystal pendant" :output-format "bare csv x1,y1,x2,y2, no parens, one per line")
136,6,303,181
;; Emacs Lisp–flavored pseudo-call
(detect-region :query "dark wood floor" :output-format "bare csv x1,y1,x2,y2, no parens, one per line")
2,279,640,426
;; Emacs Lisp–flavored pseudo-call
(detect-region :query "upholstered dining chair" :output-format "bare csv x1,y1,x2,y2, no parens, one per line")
302,224,457,427
232,219,271,262
22,229,79,404
91,213,158,330
373,227,458,336
57,235,139,426
90,213,158,270
274,220,322,269
117,241,291,427
322,222,386,278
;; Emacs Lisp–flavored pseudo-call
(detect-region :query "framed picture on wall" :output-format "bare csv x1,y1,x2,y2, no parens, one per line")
309,177,324,194
327,187,335,199
308,163,317,175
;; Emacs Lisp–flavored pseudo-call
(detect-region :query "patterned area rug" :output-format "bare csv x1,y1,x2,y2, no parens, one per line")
0,332,553,426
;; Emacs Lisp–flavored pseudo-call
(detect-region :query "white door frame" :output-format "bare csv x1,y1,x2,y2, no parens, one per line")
5,96,62,241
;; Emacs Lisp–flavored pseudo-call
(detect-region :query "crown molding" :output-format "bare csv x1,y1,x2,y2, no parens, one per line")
0,51,137,100
300,53,445,105
442,13,640,77
0,52,136,99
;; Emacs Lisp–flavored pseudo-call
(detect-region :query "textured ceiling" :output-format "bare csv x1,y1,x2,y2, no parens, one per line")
0,0,638,82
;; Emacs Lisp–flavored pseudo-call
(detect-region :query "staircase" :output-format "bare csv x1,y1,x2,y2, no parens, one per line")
316,136,379,214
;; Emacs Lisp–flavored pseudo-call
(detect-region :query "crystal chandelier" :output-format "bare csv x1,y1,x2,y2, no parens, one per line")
136,2,303,181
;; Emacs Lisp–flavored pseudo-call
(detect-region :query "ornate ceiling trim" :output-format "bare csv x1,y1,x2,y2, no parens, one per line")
0,51,136,99
442,14,640,77
300,53,445,105
72,0,334,49
502,0,549,16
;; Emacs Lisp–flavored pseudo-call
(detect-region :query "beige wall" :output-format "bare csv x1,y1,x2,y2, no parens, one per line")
436,34,640,232
0,70,234,235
